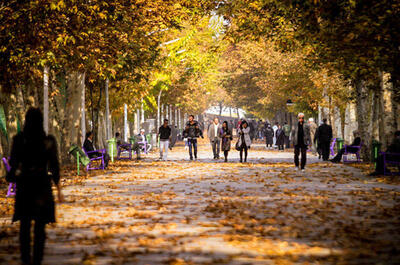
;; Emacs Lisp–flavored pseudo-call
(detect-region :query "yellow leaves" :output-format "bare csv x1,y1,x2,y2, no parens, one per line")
50,0,65,11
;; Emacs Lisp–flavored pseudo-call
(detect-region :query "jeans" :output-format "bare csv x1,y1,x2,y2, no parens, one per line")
211,139,220,158
20,218,46,265
188,138,198,159
159,140,169,160
294,145,307,169
240,144,248,162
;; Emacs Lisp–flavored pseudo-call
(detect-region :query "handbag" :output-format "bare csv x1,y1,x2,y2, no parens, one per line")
235,139,241,151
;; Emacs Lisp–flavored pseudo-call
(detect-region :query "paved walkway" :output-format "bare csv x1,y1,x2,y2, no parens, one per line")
1,142,399,264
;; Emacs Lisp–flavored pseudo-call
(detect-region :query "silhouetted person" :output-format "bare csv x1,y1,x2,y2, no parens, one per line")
83,131,110,167
291,113,311,171
315,118,333,161
6,108,63,265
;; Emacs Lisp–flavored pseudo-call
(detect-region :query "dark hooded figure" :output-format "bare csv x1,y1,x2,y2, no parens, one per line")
264,124,274,149
6,108,63,265
276,124,285,150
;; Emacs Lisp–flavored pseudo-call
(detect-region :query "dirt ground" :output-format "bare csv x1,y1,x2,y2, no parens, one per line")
1,141,399,265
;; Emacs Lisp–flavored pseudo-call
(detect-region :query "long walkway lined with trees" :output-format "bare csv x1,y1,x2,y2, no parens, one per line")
1,1,400,265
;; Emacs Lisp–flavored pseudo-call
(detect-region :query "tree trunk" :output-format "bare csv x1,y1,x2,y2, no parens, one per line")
355,79,371,161
43,66,49,134
105,78,111,140
80,72,86,144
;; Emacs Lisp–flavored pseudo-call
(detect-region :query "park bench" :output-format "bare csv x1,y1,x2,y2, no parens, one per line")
68,145,91,175
2,157,16,197
83,147,106,170
343,142,362,163
117,143,133,160
330,138,337,156
380,152,400,175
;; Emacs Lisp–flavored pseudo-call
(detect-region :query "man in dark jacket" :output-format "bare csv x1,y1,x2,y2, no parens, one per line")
370,131,400,175
158,119,171,160
183,115,203,160
83,131,110,168
315,119,333,161
291,113,311,171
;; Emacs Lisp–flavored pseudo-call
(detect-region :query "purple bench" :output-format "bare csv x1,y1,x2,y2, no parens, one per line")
380,152,400,175
330,138,337,157
83,148,106,170
117,144,133,160
343,142,362,163
2,157,16,197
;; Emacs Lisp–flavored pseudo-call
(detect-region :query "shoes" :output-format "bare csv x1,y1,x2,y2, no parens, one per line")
301,169,305,172
240,159,243,163
295,167,299,171
190,156,193,160
224,158,228,162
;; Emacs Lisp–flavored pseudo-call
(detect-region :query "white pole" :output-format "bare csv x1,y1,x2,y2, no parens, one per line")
161,104,164,123
141,101,144,124
157,90,162,130
43,66,49,135
124,104,128,142
175,107,178,126
178,109,181,130
136,108,140,133
105,78,110,139
81,72,86,144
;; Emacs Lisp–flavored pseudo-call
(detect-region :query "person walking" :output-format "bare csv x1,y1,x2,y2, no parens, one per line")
220,121,233,162
276,124,285,151
158,119,171,160
308,118,318,154
265,124,274,149
237,120,251,163
183,115,203,160
314,118,333,161
207,117,222,159
282,122,291,148
272,122,278,148
291,113,311,171
6,108,63,265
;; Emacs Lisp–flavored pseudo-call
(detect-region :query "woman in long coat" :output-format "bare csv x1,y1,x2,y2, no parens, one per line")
6,108,62,265
219,121,233,162
276,125,285,150
265,124,274,149
237,120,251,163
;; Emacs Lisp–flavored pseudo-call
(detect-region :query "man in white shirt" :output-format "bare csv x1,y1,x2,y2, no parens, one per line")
207,117,222,159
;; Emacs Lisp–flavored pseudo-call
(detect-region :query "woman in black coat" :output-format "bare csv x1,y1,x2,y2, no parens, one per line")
264,124,274,149
276,125,285,150
6,108,63,265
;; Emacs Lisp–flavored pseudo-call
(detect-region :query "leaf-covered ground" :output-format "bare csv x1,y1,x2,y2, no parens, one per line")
1,142,399,265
